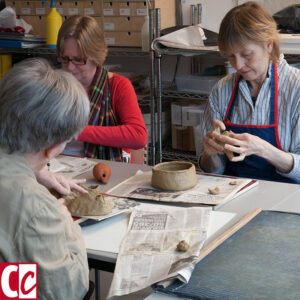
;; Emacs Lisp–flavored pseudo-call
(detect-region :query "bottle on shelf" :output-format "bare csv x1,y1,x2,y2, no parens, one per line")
43,0,62,48
0,54,12,80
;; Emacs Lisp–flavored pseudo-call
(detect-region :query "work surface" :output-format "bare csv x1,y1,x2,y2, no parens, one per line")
57,156,300,299
146,182,300,300
57,156,300,260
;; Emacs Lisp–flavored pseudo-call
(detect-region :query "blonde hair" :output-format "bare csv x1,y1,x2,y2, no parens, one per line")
57,15,107,66
218,1,280,63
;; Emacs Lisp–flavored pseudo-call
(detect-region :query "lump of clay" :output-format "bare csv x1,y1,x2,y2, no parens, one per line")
176,240,189,252
208,187,220,195
64,185,114,217
229,181,237,185
218,130,234,160
93,163,111,184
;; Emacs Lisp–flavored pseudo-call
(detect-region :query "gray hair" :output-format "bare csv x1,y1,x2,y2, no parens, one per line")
0,58,90,154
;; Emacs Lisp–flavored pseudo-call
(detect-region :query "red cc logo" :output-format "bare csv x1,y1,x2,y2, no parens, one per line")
0,263,38,299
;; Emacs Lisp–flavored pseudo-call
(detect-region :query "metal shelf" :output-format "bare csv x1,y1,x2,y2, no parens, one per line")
137,96,151,107
162,88,209,100
284,54,300,61
107,47,149,57
0,46,55,55
161,146,199,165
0,46,149,57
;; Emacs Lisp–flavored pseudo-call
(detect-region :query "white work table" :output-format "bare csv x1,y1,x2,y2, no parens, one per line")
59,157,300,299
146,179,300,300
78,160,300,265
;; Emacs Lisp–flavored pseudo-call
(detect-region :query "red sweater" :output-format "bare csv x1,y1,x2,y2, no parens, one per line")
78,73,147,151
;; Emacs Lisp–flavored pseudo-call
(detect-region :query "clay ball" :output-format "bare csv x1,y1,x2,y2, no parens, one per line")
93,163,111,184
176,240,189,252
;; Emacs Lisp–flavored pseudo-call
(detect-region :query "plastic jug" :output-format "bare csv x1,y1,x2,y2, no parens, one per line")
0,54,12,80
43,0,62,48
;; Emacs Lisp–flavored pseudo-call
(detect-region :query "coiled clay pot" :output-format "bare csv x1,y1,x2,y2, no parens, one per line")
151,161,197,191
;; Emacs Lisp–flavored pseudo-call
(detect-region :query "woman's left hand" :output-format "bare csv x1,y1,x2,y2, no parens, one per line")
35,168,87,195
221,132,267,161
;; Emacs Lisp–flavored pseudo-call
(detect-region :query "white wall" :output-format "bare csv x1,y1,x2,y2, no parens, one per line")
181,0,300,32
181,0,238,32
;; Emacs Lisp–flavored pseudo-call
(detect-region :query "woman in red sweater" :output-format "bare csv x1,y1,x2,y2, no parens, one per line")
57,16,147,162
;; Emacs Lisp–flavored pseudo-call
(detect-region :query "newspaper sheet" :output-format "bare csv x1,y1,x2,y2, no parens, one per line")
108,206,211,298
107,171,253,206
51,156,96,178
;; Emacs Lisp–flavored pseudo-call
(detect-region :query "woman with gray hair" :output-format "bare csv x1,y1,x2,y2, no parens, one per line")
0,58,91,299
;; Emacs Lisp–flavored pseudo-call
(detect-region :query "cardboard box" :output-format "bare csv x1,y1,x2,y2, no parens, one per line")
21,15,46,37
103,1,115,16
83,0,102,16
94,16,103,30
65,1,84,16
171,102,205,152
182,106,204,127
19,1,34,15
151,0,176,29
103,16,144,31
103,0,149,2
56,1,65,15
104,31,141,47
5,0,20,14
49,0,82,16
102,0,175,29
116,2,148,16
171,102,204,126
172,124,195,152
34,1,50,15
176,75,222,95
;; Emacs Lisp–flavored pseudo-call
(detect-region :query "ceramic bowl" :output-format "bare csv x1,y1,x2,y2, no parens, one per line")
151,161,197,191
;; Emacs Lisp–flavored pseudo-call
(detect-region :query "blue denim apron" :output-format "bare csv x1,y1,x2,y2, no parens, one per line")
224,64,298,183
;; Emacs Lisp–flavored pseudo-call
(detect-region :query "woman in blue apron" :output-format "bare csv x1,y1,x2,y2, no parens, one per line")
199,2,300,184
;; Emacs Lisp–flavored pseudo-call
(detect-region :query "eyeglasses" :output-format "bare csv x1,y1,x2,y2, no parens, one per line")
58,56,87,65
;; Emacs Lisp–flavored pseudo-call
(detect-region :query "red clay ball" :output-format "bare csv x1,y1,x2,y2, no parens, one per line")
93,163,111,184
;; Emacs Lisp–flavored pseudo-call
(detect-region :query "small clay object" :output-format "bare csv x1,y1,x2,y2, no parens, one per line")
93,163,111,184
208,187,220,195
218,130,234,160
64,185,114,216
229,181,238,185
176,240,189,252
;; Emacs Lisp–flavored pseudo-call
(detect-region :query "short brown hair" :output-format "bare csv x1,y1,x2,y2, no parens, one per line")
218,1,280,63
57,16,107,66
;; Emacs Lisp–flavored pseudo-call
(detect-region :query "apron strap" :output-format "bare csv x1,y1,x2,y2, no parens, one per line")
226,64,277,126
269,64,278,125
225,75,241,122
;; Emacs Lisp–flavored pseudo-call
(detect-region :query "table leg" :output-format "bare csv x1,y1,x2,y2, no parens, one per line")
95,269,100,300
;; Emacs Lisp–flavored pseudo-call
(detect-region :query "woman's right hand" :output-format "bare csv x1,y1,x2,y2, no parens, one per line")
202,120,226,156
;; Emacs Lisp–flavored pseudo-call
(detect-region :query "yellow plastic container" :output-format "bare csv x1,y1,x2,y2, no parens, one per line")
0,54,12,80
46,5,62,48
